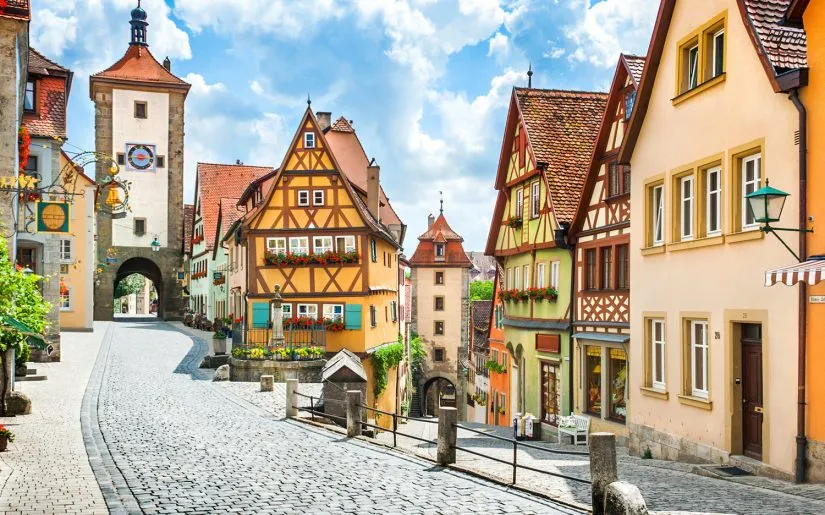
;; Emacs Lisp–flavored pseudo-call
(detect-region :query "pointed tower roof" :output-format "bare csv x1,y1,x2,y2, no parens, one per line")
410,214,472,267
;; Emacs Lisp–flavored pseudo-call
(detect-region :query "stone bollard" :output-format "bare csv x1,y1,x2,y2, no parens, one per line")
604,481,648,515
590,432,619,515
437,407,458,466
346,390,363,438
260,375,274,392
285,378,298,418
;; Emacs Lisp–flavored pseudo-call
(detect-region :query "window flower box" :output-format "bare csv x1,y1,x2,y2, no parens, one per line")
505,216,523,229
264,250,360,267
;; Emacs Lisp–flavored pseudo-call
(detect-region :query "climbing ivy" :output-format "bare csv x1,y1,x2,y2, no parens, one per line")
371,338,405,398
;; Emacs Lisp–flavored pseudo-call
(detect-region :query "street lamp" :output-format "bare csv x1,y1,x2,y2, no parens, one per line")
746,179,812,261
22,267,33,276
151,236,161,252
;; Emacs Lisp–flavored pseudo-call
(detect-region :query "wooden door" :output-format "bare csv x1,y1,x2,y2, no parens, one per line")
741,324,763,460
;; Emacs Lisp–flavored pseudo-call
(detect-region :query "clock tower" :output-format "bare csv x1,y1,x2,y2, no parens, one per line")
90,2,191,320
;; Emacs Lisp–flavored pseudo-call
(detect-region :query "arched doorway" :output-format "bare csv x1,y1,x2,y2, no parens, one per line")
113,258,163,319
421,376,456,417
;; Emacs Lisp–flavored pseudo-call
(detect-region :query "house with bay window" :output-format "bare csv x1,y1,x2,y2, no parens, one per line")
240,108,406,416
486,85,607,440
621,0,807,478
569,54,645,440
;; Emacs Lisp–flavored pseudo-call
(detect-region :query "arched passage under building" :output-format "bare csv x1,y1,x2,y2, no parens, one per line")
421,376,456,417
113,257,163,319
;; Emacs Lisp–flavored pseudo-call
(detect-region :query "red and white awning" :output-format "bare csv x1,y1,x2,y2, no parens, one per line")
765,259,825,287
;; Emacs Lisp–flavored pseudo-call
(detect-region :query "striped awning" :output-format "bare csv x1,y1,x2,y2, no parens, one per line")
765,257,825,287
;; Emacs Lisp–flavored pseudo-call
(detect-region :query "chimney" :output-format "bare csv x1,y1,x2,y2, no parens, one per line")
367,159,381,222
163,57,171,72
428,214,435,229
316,112,332,131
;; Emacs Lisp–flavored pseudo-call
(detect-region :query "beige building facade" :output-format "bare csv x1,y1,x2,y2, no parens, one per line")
622,0,807,477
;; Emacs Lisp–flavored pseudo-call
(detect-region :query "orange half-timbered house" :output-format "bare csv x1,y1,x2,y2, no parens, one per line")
570,54,645,439
242,107,405,413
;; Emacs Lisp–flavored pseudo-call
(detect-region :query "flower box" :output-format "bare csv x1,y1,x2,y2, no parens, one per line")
264,250,360,267
505,216,523,229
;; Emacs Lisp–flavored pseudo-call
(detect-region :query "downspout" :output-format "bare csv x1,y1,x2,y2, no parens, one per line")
789,88,808,483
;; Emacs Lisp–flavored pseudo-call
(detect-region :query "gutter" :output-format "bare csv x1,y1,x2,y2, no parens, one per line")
789,88,808,483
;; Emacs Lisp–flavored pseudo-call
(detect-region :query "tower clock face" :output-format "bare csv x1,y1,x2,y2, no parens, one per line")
126,144,156,171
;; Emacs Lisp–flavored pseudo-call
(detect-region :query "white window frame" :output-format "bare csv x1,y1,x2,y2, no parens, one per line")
712,29,725,78
536,263,546,289
523,264,530,289
281,303,292,319
59,239,72,263
651,319,666,390
742,154,762,230
706,166,722,236
266,237,287,254
688,44,699,89
335,235,356,253
304,132,315,149
506,268,512,290
323,304,344,322
435,243,445,258
390,301,398,322
680,175,694,241
298,190,310,207
653,185,664,246
297,304,318,319
313,190,325,206
289,237,309,255
60,286,71,311
313,236,333,255
550,261,560,290
531,181,540,218
516,189,524,216
690,320,709,399
514,266,521,290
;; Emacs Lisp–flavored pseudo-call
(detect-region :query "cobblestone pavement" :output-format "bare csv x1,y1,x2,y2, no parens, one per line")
225,380,825,515
91,321,581,514
0,325,108,514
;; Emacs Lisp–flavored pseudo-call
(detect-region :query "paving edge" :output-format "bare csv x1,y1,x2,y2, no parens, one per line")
80,323,144,515
290,416,593,514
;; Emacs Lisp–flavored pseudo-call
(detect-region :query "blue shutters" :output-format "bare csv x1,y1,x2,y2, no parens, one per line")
344,304,362,330
251,302,269,328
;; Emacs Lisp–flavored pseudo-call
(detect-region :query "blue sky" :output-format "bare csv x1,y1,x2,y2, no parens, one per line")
31,0,658,251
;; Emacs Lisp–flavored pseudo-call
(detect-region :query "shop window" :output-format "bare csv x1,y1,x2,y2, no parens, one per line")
585,346,602,416
541,362,560,426
608,348,627,422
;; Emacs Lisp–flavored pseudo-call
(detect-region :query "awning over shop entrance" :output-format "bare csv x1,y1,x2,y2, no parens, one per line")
0,315,47,349
765,256,825,287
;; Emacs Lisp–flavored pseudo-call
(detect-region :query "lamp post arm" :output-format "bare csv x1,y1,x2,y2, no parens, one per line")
765,226,814,234
764,227,802,262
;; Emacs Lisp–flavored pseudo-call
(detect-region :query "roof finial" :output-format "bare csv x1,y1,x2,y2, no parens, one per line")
307,93,311,106
527,63,533,89
130,0,149,47
439,191,444,215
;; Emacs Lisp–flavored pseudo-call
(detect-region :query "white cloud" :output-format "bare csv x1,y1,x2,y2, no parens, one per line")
564,0,658,66
544,47,566,59
30,9,79,57
487,32,510,57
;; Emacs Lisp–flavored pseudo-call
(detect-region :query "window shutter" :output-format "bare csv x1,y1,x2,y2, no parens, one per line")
251,302,269,328
344,304,362,330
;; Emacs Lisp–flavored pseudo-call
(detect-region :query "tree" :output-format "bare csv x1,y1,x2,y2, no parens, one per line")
0,235,49,416
114,273,146,299
470,280,494,301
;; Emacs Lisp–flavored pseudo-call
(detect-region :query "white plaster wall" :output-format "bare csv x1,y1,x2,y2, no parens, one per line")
111,88,169,248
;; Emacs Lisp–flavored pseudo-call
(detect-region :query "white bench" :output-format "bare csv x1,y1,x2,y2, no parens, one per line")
557,414,590,445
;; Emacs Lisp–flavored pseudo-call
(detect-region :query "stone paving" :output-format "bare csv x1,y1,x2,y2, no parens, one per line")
91,321,580,514
0,325,108,515
225,375,825,515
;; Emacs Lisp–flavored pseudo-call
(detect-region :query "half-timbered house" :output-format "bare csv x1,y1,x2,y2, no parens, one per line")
570,54,645,439
241,107,405,413
486,87,607,440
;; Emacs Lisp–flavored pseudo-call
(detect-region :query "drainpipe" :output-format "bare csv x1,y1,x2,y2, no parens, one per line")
789,88,807,483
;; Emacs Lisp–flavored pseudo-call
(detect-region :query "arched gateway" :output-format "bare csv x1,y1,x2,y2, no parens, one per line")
90,4,191,321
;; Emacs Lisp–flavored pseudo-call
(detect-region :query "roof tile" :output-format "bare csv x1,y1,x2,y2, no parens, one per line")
91,45,189,88
182,204,194,254
0,0,30,20
410,214,472,266
623,54,646,85
743,0,807,69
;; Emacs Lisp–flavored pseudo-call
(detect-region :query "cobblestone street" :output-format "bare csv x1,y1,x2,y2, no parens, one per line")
86,321,579,514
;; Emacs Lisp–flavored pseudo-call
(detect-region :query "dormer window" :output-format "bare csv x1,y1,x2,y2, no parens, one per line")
304,132,315,149
435,244,445,260
625,89,636,120
24,81,35,112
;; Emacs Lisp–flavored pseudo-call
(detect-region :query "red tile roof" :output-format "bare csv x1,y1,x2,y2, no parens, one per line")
410,214,472,266
330,117,355,133
623,54,646,86
515,88,608,224
0,0,30,20
28,48,69,76
182,204,194,255
24,48,72,140
196,163,274,252
742,0,807,69
90,45,190,95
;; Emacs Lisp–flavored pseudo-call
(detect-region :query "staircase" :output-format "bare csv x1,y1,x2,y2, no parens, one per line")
410,390,422,417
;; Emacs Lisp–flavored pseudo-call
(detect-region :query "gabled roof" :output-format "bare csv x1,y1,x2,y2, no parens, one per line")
24,48,73,140
90,45,190,98
410,214,472,266
196,163,273,252
28,48,70,76
620,0,808,163
182,204,194,255
237,168,279,207
330,116,355,133
471,300,492,352
214,198,242,258
572,55,645,235
0,0,30,21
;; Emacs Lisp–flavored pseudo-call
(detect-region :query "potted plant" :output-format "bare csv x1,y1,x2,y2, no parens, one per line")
213,330,227,355
498,406,506,415
0,425,15,452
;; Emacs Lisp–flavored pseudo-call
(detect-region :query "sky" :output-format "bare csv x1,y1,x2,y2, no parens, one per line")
31,0,659,252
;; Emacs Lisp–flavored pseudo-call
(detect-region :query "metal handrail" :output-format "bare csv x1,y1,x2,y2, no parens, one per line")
452,423,591,486
356,404,438,448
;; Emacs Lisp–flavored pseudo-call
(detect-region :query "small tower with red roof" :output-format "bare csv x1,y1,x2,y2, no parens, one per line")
90,2,191,321
409,208,472,421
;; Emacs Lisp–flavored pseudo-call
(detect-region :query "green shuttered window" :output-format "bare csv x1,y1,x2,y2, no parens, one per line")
252,302,270,328
345,304,362,330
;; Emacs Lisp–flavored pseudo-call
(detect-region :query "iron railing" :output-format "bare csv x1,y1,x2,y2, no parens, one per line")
359,404,439,449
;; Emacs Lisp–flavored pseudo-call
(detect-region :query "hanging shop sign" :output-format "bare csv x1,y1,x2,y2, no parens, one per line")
97,164,131,219
36,201,70,234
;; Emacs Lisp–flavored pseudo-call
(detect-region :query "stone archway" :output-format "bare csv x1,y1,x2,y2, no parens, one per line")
421,376,456,417
114,258,164,318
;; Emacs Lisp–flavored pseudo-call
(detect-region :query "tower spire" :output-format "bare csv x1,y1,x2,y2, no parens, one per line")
130,1,149,46
439,191,444,215
527,63,533,89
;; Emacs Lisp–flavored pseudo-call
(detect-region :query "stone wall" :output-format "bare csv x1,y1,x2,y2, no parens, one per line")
0,19,27,235
229,358,324,383
807,438,825,483
628,422,729,465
